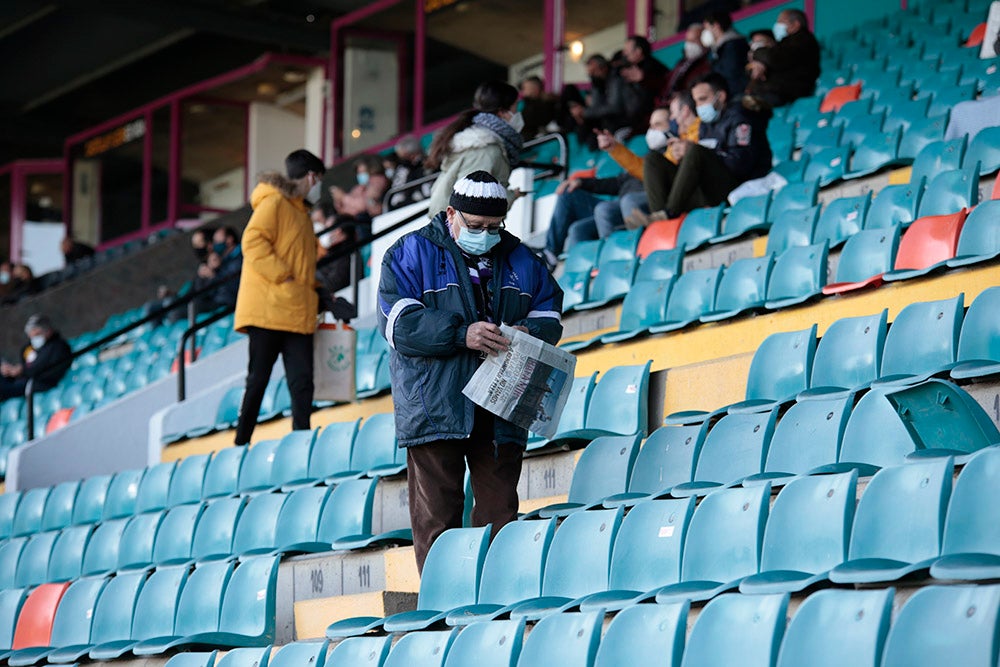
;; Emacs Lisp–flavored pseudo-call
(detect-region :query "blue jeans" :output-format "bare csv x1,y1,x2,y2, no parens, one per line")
566,191,650,246
546,189,601,255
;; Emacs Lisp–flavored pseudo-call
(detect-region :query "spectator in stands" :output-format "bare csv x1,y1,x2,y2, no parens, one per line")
664,23,712,97
701,11,750,101
426,80,524,217
194,226,242,313
518,75,560,139
191,227,215,263
386,135,432,210
143,285,184,326
748,28,776,53
233,149,325,446
2,264,37,303
0,261,12,301
312,201,356,294
620,35,670,130
568,55,630,149
0,314,72,400
331,155,390,221
643,72,771,218
61,235,95,264
743,9,821,111
378,170,562,573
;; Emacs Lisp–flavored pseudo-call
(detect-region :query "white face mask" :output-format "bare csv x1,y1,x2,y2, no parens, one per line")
307,181,322,204
645,128,669,151
701,28,716,48
30,335,46,349
684,41,706,60
507,111,525,133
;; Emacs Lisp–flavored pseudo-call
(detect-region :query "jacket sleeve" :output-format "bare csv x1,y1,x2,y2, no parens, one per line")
584,76,626,120
608,143,644,179
241,197,293,284
377,238,468,357
512,255,564,346
714,117,759,180
578,175,625,195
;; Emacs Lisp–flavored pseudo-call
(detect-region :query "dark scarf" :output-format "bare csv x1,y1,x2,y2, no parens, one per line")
472,112,523,164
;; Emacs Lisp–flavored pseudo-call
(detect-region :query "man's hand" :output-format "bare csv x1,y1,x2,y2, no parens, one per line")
594,129,618,152
748,61,767,81
667,137,691,161
196,264,214,279
1,362,23,378
466,322,511,356
556,178,582,195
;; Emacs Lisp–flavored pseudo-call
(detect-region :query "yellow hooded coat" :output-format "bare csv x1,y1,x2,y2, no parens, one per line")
234,173,318,335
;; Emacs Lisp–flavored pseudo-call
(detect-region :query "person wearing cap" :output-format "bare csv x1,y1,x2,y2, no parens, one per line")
0,314,73,400
232,149,326,446
378,170,563,573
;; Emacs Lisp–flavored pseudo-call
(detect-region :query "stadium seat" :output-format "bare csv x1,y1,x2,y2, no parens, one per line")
839,112,885,150
7,576,107,666
634,249,683,282
775,588,894,667
267,637,326,667
356,352,389,399
911,138,968,194
528,373,596,451
522,434,641,518
571,259,637,311
655,484,770,603
711,192,771,243
742,324,818,410
515,612,602,667
192,497,247,562
11,487,48,538
237,439,282,494
323,635,390,667
104,468,144,520
308,419,360,483
804,145,850,186
153,503,204,566
739,471,856,593
818,386,918,475
586,279,672,347
443,519,556,626
899,113,948,159
46,572,146,663
925,83,977,118
593,602,687,667
214,386,244,431
680,593,789,667
829,457,952,584
272,486,332,553
135,461,175,514
162,652,219,667
0,539,27,589
327,525,490,637
268,429,318,489
645,267,722,334
217,647,270,667
800,124,843,158
880,98,932,134
820,82,861,112
330,412,404,481
962,127,1000,177
80,517,128,577
562,239,602,273
878,294,963,382
765,243,828,309
547,362,650,446
832,95,872,126
813,193,871,247
202,447,248,499
602,422,709,506
700,254,773,321
880,585,1000,667
0,589,28,658
952,286,1000,379
46,525,93,583
822,225,900,294
765,206,820,256
10,583,70,653
15,532,58,588
806,310,888,394
597,229,642,263
883,208,967,280
442,619,524,667
168,453,211,506
117,511,165,571
635,217,683,258
675,205,724,250
947,199,1000,268
931,447,1000,580
864,179,924,229
918,164,980,218
558,270,589,310
0,493,20,540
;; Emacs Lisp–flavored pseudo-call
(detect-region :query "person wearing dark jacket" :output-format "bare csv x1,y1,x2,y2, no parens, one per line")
744,9,821,110
0,314,73,399
620,35,670,132
702,11,750,102
643,72,772,217
378,170,562,573
665,23,713,97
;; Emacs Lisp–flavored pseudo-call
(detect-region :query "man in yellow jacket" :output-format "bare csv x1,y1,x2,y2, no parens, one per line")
233,149,325,446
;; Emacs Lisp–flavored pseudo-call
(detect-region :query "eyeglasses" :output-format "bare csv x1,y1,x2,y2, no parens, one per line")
456,210,505,234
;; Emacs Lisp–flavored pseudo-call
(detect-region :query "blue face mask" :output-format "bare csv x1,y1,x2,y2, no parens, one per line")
696,102,719,123
773,21,789,41
668,119,680,136
357,171,370,186
456,227,501,255
213,242,227,255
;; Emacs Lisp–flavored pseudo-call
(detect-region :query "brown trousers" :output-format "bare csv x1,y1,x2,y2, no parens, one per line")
405,410,525,573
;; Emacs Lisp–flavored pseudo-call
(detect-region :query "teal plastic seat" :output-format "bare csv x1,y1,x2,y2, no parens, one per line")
309,419,360,482
503,507,623,621
765,243,828,309
880,97,931,133
323,636,390,667
863,179,923,229
168,453,210,506
829,457,952,584
947,200,1000,269
634,249,683,282
588,279,672,347
237,439,281,494
523,434,641,518
41,482,80,530
192,496,247,562
214,386,244,431
0,588,28,654
267,637,326,667
597,229,642,263
81,518,129,576
804,145,850,186
671,409,778,496
932,447,1000,580
528,373,596,451
558,270,590,310
547,362,651,447
11,487,48,538
338,412,404,480
104,469,144,520
800,124,843,158
0,491,19,540
711,192,771,243
917,163,980,218
740,324,818,410
822,226,900,294
775,588,894,667
818,387,916,474
593,602,688,667
878,294,963,383
356,352,387,398
202,447,247,499
7,576,108,666
926,83,977,117
328,526,490,636
217,647,271,667
833,96,874,127
680,593,789,667
676,205,724,250
806,310,888,395
268,429,318,488
881,585,1000,667
647,267,723,334
602,422,709,505
47,525,93,583
739,471,856,593
163,652,219,667
257,376,286,422
442,619,524,667
135,462,175,514
153,503,204,566
15,532,58,588
965,125,1000,175
655,484,770,603
765,206,820,256
899,113,948,159
232,492,287,557
571,259,637,311
443,519,555,626
701,254,773,321
562,239,603,273
839,111,884,148
118,511,166,571
813,193,871,247
514,612,602,667
953,286,1000,379
273,486,332,553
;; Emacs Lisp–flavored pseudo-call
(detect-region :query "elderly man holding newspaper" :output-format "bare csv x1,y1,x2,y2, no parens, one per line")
377,170,563,573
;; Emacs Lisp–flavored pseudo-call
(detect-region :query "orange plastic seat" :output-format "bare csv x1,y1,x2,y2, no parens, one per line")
637,215,685,258
11,582,70,649
820,82,862,113
567,168,596,180
882,210,968,282
170,348,199,374
965,22,986,47
992,171,1000,201
45,408,74,434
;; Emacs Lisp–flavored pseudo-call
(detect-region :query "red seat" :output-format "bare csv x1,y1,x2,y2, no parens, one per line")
45,408,74,434
567,168,596,180
893,210,968,271
992,171,1000,201
820,82,862,113
170,348,199,374
637,215,685,258
965,22,986,47
11,583,70,649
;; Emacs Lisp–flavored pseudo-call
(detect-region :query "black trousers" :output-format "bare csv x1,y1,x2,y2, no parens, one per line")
0,377,27,400
405,409,524,573
234,326,314,446
643,144,742,217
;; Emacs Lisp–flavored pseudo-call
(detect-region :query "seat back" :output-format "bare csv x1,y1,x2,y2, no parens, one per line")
541,507,623,599
893,210,967,270
515,612,602,667
804,145,850,186
881,585,1000,667
635,250,683,282
846,128,902,176
324,636,391,667
966,125,1000,175
349,413,398,474
417,526,491,612
130,565,190,641
693,409,778,486
681,484,770,585
477,519,556,607
811,310,888,391
910,138,967,187
165,651,219,667
864,179,924,229
0,589,28,651
558,270,590,310
711,254,773,314
954,200,1000,260
720,193,771,238
174,560,234,636
275,486,332,552
764,395,853,475
831,225,900,285
940,447,1000,559
169,453,211,506
767,180,819,223
582,362,651,437
959,286,1000,366
563,239,603,274
135,462,176,514
118,511,166,571
218,555,280,641
384,629,457,667
847,457,952,563
318,478,376,545
814,193,871,247
193,496,247,562
765,206,821,256
47,524,93,582
899,113,948,159
609,497,695,592
232,492,287,557
746,325,817,403
203,447,247,499
268,641,325,667
837,387,919,468
47,576,109,649
154,503,204,566
443,619,524,667
765,243,828,304
584,259,638,305
214,386,244,427
598,229,642,264
544,373,596,439
81,518,129,576
11,582,70,649
0,493,20,540
776,588,894,667
217,647,270,667
238,439,282,494
918,164,980,218
88,570,147,645
309,419,360,481
594,602,687,667
676,206,724,250
616,279,673,332
636,217,684,258
627,422,709,495
16,531,58,588
663,267,722,323
881,294,963,379
567,434,641,504
12,487,49,537
680,593,789,667
104,468,145,520
270,429,319,488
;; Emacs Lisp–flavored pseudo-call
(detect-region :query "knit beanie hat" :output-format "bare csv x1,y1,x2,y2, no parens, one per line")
449,170,508,218
285,149,326,180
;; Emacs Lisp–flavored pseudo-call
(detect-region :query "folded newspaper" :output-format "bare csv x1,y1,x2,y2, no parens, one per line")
462,324,577,438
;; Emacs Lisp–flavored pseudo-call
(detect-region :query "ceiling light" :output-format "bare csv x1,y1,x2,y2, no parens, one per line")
569,40,584,61
282,69,308,83
351,129,361,139
257,82,278,97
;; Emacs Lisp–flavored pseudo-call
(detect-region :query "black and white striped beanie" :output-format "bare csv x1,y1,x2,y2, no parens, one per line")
449,170,508,218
